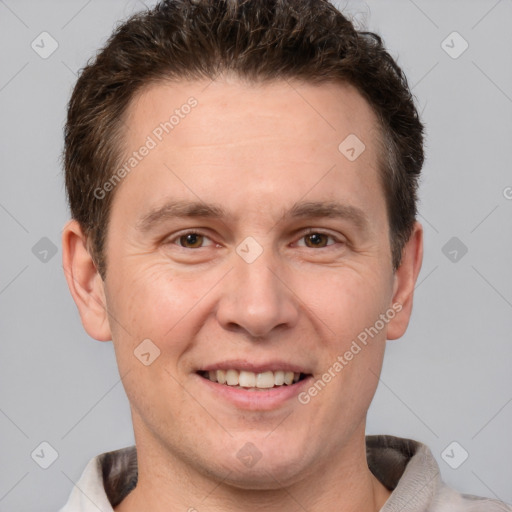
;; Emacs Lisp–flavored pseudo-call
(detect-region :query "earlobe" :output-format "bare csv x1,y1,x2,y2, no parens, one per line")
62,220,112,341
386,221,424,340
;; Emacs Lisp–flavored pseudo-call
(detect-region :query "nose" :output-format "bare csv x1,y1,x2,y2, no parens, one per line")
215,247,300,339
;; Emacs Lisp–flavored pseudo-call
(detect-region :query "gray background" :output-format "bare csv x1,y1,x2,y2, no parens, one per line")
1,0,511,510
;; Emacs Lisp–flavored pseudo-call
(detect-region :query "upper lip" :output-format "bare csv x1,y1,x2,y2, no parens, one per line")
198,360,311,374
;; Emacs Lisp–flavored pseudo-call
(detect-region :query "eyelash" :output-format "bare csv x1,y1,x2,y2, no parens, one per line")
167,229,344,249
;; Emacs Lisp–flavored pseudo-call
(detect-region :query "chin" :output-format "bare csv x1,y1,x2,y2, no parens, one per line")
198,441,313,490
218,461,309,491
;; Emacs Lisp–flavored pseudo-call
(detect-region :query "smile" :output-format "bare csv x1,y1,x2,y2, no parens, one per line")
197,369,310,391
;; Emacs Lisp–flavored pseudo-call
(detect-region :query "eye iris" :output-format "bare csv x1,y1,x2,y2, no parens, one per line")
180,233,203,248
306,233,327,248
178,233,329,248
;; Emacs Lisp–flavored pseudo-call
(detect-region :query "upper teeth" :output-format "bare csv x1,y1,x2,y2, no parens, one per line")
206,369,301,388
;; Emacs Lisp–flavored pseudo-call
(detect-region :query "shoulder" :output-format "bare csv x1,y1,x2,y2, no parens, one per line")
366,435,512,512
59,446,137,512
432,485,512,511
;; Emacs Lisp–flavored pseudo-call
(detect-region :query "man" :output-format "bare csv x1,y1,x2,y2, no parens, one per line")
59,1,511,511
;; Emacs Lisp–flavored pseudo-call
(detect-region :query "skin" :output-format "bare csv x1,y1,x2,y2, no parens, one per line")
62,77,423,512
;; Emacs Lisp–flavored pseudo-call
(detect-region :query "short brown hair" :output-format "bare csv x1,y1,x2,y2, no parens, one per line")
63,0,424,278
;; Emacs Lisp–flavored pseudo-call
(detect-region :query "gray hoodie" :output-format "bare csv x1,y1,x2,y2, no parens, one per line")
59,435,511,511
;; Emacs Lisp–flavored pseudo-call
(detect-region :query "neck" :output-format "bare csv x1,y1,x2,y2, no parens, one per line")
115,427,391,512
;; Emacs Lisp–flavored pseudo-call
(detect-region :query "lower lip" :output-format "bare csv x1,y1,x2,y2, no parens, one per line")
195,373,313,411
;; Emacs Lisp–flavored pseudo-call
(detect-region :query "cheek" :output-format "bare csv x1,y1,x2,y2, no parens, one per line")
105,263,200,418
105,260,212,376
109,260,206,333
300,269,390,421
297,265,391,403
303,265,393,347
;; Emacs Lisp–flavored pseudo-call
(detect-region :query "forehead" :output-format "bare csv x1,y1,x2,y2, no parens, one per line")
124,76,383,155
115,77,387,227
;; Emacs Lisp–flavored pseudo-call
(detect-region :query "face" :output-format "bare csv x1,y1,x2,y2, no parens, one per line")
71,77,419,488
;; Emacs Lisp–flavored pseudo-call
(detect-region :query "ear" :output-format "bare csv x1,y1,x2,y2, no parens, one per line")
62,220,112,341
386,221,423,340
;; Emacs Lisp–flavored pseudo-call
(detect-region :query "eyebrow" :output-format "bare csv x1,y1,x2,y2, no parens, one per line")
136,199,370,233
137,200,225,232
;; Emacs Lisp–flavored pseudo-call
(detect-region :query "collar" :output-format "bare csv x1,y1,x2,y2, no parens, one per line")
60,435,508,512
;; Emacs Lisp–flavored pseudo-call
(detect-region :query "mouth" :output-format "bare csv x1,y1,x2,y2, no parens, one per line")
197,369,311,391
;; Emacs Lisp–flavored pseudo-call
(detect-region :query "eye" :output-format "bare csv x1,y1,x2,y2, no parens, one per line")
166,229,343,250
170,231,215,249
296,230,341,249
